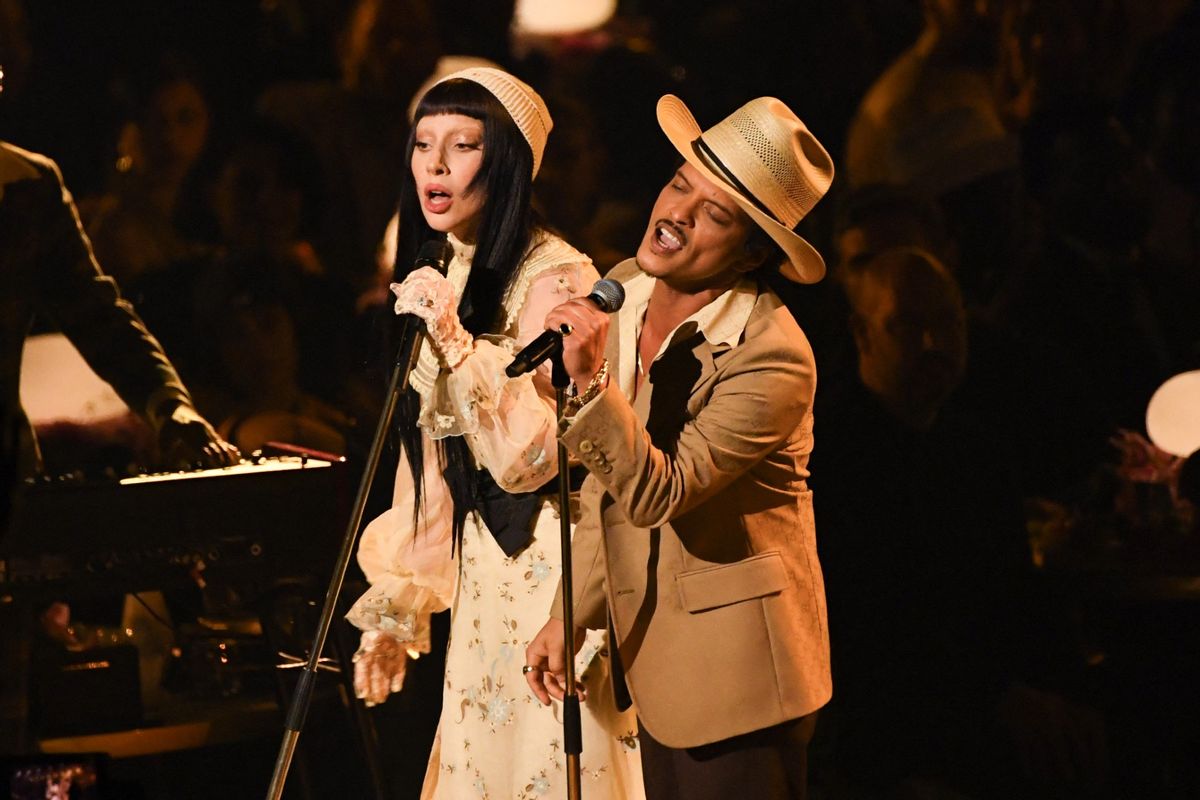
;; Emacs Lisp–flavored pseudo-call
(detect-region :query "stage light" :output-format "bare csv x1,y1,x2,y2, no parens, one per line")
1145,370,1200,458
513,0,616,36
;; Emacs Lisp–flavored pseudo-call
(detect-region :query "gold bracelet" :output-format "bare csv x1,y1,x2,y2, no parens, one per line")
565,359,609,415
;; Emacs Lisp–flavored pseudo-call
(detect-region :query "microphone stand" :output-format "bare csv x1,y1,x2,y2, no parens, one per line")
266,291,430,800
551,349,584,800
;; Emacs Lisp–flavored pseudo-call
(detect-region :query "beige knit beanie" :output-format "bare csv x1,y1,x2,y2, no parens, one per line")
429,67,552,178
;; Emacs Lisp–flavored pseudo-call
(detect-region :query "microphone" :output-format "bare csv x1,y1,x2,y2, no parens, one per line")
395,239,454,383
505,278,625,378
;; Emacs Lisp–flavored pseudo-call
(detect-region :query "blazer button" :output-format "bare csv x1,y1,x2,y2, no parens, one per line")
579,440,594,453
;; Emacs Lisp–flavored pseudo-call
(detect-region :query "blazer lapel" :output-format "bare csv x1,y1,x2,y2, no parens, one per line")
689,338,723,402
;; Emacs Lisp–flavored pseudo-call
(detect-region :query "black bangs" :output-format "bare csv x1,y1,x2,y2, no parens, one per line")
414,77,499,123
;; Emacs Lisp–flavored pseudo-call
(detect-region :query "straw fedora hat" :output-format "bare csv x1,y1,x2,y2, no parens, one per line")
657,94,834,283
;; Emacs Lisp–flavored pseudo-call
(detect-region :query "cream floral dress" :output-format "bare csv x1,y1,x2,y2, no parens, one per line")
347,231,644,800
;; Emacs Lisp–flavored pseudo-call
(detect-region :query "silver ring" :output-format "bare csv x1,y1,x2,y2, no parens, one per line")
522,665,537,674
559,323,574,336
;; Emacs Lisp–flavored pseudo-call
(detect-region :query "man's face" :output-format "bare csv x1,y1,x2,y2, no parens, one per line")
636,162,757,293
854,266,968,425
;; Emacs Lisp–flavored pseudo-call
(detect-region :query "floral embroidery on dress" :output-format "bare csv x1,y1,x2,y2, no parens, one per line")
499,616,522,663
378,609,416,639
518,771,553,798
521,549,555,593
617,732,640,751
500,233,592,330
522,442,546,468
451,666,520,733
465,617,484,656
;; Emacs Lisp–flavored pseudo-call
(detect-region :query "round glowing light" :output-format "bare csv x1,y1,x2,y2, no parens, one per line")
1146,370,1200,457
514,0,616,36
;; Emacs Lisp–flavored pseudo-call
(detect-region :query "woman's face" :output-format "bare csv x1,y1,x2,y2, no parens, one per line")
411,113,486,242
145,79,210,170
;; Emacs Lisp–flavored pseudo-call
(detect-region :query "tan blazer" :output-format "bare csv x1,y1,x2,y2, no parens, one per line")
555,260,832,749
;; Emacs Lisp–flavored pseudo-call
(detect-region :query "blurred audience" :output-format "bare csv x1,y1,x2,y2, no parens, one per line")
255,0,441,297
1004,105,1177,441
830,182,1102,500
85,56,221,285
812,247,1108,799
845,0,1025,309
129,120,358,456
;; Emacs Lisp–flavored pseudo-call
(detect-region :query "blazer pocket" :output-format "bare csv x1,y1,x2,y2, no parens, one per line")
676,551,789,613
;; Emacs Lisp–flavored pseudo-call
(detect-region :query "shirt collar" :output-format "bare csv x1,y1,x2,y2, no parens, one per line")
615,267,758,398
446,232,477,263
623,268,758,350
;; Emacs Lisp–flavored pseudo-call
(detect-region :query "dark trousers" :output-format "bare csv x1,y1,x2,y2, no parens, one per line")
638,712,817,800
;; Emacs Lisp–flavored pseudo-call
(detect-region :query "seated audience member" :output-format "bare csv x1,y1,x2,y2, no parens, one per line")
834,183,957,271
832,183,1105,501
203,273,352,457
812,247,1107,799
1003,106,1178,470
786,183,959,387
255,0,440,295
86,57,221,285
845,0,1023,309
130,120,359,437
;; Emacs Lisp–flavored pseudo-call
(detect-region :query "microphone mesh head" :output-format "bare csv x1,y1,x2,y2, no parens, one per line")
589,278,626,312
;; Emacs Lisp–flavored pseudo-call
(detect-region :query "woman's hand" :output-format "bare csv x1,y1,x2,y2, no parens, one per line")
353,629,410,706
391,267,473,368
542,298,610,390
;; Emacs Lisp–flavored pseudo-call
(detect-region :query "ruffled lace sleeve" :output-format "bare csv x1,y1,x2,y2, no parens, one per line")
345,438,457,654
418,238,600,494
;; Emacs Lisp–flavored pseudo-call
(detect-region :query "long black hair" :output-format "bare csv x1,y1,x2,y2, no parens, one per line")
392,77,538,552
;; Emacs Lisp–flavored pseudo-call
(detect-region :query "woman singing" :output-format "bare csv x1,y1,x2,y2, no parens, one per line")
345,67,643,799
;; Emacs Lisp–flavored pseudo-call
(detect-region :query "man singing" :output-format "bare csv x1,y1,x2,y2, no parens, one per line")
525,94,835,800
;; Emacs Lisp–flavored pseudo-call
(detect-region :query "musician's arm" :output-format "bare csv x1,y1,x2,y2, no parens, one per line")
30,159,236,467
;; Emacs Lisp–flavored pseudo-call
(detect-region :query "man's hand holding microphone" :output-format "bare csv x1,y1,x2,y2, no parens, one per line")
506,278,624,394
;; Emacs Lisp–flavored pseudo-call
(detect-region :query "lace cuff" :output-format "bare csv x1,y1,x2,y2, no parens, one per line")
391,267,474,369
345,566,453,654
425,314,474,369
417,336,519,439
